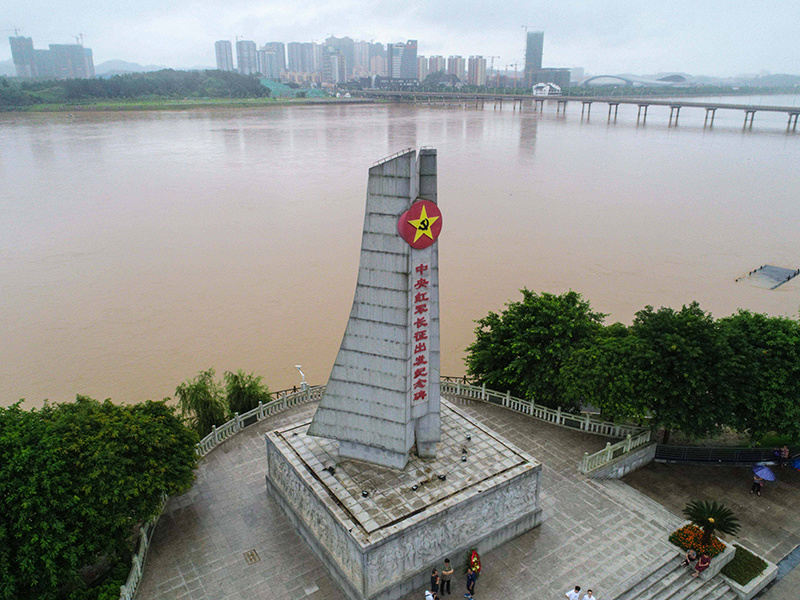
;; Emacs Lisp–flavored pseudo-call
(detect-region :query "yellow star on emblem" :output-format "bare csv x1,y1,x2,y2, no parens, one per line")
408,205,440,243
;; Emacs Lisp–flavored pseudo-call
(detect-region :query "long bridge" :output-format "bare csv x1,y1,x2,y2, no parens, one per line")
355,90,800,131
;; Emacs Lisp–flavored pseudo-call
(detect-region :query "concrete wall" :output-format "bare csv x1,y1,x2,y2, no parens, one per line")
586,443,657,479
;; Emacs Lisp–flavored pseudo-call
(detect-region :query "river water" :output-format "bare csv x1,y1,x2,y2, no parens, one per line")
1,96,799,407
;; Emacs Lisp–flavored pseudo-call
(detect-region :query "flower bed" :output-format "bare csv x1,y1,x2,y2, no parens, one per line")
721,545,768,586
668,524,726,557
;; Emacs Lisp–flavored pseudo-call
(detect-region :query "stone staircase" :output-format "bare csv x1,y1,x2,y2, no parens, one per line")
613,554,736,600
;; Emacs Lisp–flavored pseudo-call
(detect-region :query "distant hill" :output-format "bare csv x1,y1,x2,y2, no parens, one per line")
0,59,16,77
745,74,800,88
95,60,168,76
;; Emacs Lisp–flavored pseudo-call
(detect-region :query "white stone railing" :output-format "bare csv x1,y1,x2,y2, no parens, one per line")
578,431,653,474
119,493,168,600
440,381,648,439
196,385,324,457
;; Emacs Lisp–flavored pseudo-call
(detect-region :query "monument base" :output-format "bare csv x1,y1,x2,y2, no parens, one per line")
265,400,542,600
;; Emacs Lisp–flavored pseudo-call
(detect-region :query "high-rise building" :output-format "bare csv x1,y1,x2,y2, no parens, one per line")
417,56,429,82
9,36,94,79
287,42,303,72
467,56,487,86
215,40,234,71
369,55,387,77
49,44,94,79
261,42,286,74
236,40,258,75
524,31,544,86
353,40,371,77
325,36,355,79
446,56,466,82
323,47,346,83
388,40,418,80
257,48,279,79
9,36,36,77
428,55,446,74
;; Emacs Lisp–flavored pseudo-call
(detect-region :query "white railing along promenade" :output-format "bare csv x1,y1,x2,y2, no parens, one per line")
577,431,653,474
196,385,324,457
440,380,647,439
122,380,647,598
119,493,168,600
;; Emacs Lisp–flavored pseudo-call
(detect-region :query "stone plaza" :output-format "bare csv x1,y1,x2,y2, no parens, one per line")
136,397,692,600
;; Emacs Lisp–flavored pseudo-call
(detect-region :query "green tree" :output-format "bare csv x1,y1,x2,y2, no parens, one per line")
0,397,198,600
720,310,800,442
175,368,228,438
683,500,741,545
224,369,272,415
561,323,651,423
629,303,733,442
465,289,605,408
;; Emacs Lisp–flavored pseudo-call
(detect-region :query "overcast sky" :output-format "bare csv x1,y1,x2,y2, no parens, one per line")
3,0,798,76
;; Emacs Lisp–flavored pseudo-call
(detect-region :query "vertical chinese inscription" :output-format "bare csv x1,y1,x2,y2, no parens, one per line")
411,259,430,404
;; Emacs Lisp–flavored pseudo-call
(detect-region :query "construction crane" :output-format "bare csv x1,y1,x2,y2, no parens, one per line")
509,62,519,88
73,33,86,46
486,56,500,89
3,27,22,37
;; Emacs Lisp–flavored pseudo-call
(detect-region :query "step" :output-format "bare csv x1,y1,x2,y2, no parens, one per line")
614,558,683,600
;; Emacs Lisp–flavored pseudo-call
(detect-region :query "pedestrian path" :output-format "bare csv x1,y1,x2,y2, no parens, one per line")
134,400,699,600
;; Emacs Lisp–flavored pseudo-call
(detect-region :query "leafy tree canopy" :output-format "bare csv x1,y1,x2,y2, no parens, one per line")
176,368,272,437
465,289,606,408
0,397,198,600
720,310,800,441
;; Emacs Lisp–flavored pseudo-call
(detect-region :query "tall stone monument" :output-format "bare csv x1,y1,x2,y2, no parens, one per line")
307,148,441,469
265,149,542,600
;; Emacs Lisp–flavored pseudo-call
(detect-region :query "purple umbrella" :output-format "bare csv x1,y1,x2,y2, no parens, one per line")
753,465,776,481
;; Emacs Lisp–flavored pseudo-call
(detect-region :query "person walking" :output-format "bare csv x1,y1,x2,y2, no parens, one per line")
464,567,476,599
779,445,790,468
430,569,439,595
440,559,453,595
751,474,764,496
565,586,581,600
584,590,597,600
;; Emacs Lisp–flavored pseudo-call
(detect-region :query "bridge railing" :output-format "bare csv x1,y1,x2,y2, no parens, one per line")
655,444,798,465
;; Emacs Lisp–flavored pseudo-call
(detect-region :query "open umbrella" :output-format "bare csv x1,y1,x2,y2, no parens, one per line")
793,458,800,472
753,465,776,481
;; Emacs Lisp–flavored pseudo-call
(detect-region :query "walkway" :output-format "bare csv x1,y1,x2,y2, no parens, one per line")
136,399,684,600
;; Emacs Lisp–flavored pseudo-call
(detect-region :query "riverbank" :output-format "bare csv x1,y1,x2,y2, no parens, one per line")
1,96,377,113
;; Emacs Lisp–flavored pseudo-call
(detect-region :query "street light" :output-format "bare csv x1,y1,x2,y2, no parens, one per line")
295,365,308,391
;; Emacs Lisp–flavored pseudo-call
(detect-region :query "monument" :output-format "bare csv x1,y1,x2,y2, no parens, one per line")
265,149,542,600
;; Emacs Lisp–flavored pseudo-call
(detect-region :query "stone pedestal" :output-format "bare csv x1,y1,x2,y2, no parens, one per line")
265,400,542,600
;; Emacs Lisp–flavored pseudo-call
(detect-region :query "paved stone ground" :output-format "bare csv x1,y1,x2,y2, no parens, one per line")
137,399,686,600
622,462,800,564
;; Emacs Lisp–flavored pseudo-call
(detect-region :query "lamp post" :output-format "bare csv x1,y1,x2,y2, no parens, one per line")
295,365,308,392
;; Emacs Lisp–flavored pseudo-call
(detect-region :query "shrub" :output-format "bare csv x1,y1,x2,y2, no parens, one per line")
721,545,768,586
668,524,726,557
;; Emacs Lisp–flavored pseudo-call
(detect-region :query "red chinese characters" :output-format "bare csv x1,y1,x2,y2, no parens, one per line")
411,261,430,404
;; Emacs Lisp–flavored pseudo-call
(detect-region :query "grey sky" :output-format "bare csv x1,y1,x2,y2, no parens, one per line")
3,0,798,76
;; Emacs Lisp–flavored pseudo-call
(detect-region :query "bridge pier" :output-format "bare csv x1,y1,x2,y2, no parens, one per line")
607,102,620,121
637,104,649,124
581,101,593,118
534,98,544,112
788,112,799,132
668,105,681,127
557,100,568,114
703,108,717,128
744,110,756,130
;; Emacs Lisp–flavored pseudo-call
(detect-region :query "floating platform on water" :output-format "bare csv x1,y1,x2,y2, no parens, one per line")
736,265,800,289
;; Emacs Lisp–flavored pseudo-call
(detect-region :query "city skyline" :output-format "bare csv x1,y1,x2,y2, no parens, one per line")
2,0,799,76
